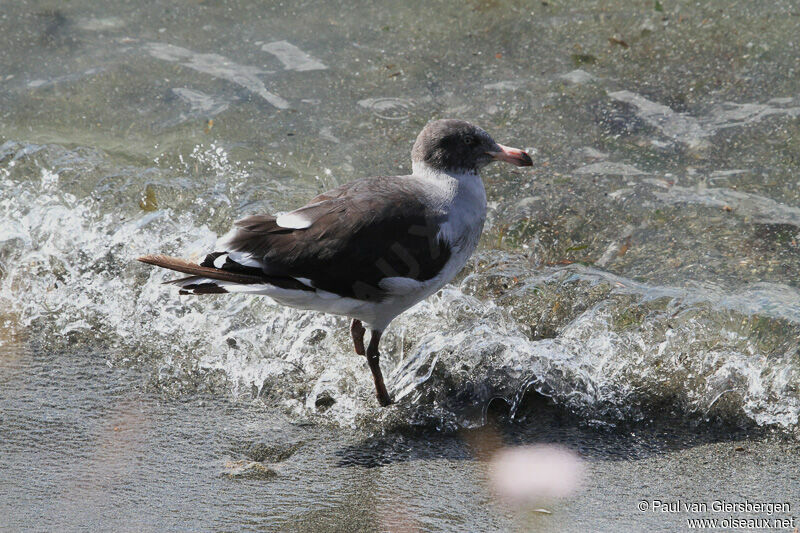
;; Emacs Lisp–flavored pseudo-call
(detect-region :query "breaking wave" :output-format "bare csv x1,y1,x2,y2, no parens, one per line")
1,140,798,434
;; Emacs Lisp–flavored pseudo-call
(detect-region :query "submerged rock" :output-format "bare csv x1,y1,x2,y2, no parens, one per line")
232,440,304,463
221,460,278,481
560,69,595,85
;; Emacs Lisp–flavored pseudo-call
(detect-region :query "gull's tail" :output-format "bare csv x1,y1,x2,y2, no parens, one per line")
137,254,313,295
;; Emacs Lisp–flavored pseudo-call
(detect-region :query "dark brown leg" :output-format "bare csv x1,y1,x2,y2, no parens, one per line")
366,329,392,407
350,319,366,356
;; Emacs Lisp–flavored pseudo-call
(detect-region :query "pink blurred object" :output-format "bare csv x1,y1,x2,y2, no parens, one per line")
489,445,584,504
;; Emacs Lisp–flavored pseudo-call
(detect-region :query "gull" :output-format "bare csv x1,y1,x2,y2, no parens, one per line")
138,119,532,406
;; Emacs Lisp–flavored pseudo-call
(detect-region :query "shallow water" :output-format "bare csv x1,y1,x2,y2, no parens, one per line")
2,0,800,530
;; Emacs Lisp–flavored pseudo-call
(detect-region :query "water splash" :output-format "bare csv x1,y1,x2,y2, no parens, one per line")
1,141,798,434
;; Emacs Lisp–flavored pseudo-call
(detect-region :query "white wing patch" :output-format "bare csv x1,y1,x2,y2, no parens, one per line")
211,251,263,269
227,251,262,268
211,282,275,294
379,276,425,295
275,211,313,229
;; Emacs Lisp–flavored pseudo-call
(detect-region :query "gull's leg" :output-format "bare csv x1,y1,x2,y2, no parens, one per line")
350,319,366,356
366,329,392,407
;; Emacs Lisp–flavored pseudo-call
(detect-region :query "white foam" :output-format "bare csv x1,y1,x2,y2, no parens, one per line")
574,162,647,176
262,41,327,71
608,90,800,148
146,43,289,109
655,185,800,228
172,88,230,116
608,90,709,148
484,80,524,91
76,17,125,31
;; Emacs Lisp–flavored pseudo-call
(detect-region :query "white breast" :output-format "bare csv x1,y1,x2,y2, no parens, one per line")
411,161,487,261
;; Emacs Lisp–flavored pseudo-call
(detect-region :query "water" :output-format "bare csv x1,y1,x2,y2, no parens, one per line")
2,1,800,530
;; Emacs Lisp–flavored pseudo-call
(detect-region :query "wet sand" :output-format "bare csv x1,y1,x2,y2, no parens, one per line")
2,341,798,532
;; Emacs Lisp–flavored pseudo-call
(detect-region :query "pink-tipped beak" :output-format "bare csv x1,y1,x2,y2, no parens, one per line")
488,144,533,166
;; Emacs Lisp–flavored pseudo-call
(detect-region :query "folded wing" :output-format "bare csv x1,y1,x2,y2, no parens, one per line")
209,177,452,301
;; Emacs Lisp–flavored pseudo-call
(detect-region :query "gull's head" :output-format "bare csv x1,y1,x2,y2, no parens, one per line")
411,119,533,174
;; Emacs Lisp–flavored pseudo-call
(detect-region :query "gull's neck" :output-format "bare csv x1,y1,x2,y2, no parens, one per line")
411,161,486,217
412,161,479,183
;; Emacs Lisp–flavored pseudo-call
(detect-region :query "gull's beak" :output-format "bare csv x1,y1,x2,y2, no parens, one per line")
487,144,533,166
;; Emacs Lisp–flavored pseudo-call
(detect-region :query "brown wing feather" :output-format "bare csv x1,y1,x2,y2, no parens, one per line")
218,177,452,301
